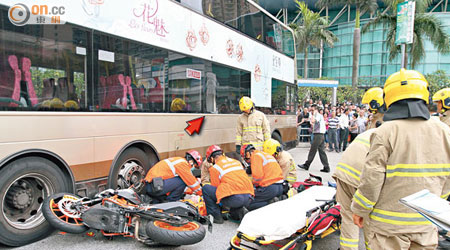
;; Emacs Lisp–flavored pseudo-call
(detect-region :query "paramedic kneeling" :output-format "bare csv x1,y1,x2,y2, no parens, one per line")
241,144,284,211
144,150,202,203
202,145,254,224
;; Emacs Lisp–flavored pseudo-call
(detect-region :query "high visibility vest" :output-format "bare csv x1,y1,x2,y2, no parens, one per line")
210,156,254,203
145,157,201,194
250,150,283,187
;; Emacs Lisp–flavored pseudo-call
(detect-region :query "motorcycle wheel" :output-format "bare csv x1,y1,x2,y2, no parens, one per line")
145,220,206,245
42,193,88,234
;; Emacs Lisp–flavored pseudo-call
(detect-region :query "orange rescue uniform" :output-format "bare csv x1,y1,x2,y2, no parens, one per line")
145,157,201,194
250,150,283,187
209,155,254,203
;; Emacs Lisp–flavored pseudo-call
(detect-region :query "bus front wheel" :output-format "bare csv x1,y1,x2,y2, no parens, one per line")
109,147,149,190
0,157,69,246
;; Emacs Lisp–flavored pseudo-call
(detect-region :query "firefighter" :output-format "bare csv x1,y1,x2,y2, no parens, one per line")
351,69,450,249
241,144,284,211
333,89,384,250
200,159,212,185
362,87,385,130
144,150,202,203
262,139,297,185
202,145,254,224
236,96,271,153
432,87,450,126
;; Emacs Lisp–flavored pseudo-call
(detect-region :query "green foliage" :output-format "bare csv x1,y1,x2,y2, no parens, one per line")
290,0,338,78
425,70,450,97
31,67,65,97
31,67,85,100
291,1,337,51
297,86,365,106
362,0,450,68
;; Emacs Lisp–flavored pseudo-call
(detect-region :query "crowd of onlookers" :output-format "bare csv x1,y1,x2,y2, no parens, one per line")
296,99,380,152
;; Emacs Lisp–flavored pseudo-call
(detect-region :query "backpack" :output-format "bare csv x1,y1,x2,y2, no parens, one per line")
307,205,341,236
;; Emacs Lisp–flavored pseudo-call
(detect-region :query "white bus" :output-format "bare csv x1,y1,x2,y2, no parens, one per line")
0,0,297,246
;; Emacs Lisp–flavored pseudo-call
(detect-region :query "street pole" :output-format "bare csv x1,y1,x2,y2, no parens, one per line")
401,44,406,68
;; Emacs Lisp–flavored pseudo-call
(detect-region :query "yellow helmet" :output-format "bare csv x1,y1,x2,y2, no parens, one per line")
239,96,253,112
263,139,282,156
50,98,64,109
432,88,450,110
170,98,186,112
383,68,429,108
362,87,384,113
64,100,80,109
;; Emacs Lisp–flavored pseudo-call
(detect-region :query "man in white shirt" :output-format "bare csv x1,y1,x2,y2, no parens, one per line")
339,108,350,151
298,105,330,172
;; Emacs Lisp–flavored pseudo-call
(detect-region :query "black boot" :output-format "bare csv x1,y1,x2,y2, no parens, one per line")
298,164,309,171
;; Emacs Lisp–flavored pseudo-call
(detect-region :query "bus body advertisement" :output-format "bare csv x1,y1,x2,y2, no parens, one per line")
0,0,297,246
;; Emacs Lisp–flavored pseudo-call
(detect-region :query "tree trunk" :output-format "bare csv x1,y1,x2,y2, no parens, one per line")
304,47,309,79
352,8,361,89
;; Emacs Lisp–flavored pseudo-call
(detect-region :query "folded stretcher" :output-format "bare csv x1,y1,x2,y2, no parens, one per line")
229,185,340,250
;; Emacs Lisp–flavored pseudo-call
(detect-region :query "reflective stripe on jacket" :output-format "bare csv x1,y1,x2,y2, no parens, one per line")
209,155,254,203
351,118,450,235
145,157,201,194
250,150,283,187
332,129,375,188
236,110,271,150
276,151,297,184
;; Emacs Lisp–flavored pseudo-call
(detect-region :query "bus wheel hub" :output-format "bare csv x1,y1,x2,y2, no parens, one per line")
6,187,33,209
118,162,145,189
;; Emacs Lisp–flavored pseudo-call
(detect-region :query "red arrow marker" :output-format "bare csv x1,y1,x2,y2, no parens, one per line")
185,116,205,136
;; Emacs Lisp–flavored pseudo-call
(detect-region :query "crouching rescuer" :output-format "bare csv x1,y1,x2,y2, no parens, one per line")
241,144,284,211
262,138,297,185
202,145,254,224
144,150,202,203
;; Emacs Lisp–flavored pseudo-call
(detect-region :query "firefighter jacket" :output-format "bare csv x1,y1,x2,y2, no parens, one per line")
209,155,254,203
145,157,201,194
367,112,383,130
276,151,297,184
332,129,375,189
250,150,283,187
351,118,450,235
236,110,271,150
442,110,450,127
200,160,212,185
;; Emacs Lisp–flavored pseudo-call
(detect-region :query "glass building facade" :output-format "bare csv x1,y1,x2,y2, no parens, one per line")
274,2,450,86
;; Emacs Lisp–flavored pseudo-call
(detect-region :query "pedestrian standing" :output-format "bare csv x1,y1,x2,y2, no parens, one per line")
328,110,339,152
339,108,350,151
349,113,358,143
298,105,330,173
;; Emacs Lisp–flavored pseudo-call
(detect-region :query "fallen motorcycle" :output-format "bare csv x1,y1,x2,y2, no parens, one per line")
42,188,211,246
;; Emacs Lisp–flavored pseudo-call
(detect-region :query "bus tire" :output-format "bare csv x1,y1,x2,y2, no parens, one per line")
272,132,282,145
109,147,149,189
0,157,69,246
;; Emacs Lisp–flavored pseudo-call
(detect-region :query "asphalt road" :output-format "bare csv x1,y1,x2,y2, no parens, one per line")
6,145,365,250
